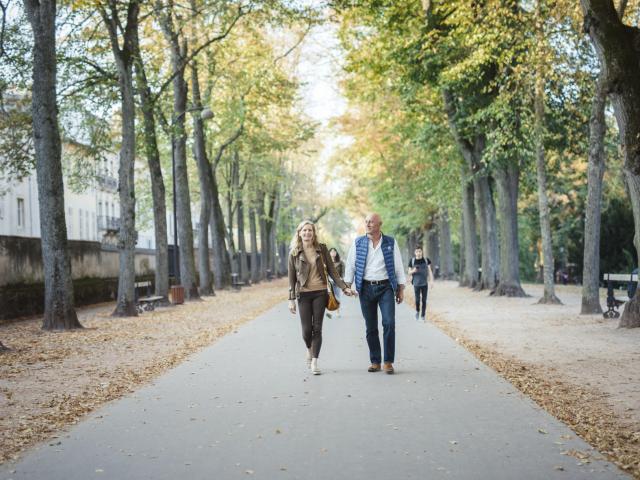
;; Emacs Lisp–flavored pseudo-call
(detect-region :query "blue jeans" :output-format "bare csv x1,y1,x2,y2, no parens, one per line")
414,285,428,316
359,282,395,364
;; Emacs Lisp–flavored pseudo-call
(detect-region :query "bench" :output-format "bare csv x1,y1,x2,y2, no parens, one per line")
134,280,163,313
231,273,246,291
602,273,638,319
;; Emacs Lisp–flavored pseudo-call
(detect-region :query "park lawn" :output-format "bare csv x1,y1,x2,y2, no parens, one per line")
414,281,640,479
0,278,288,464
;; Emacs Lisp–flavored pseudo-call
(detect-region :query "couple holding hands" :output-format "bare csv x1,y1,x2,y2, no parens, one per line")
288,213,407,376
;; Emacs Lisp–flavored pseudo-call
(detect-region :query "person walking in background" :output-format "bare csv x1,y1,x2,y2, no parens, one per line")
408,246,434,321
326,248,345,318
288,220,352,375
344,213,406,374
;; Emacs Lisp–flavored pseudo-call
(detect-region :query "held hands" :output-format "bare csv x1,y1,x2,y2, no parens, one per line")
343,287,355,297
288,300,296,315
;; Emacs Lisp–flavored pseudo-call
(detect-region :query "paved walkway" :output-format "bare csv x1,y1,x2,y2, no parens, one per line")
1,297,629,480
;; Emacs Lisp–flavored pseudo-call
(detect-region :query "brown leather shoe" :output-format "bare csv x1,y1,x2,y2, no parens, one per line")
367,363,381,372
383,362,394,374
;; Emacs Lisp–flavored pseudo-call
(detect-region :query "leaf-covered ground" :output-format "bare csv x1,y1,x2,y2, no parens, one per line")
408,281,640,479
0,279,287,464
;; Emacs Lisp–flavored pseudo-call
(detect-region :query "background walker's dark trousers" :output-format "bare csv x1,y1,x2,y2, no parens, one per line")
414,285,428,316
297,290,328,358
358,282,396,364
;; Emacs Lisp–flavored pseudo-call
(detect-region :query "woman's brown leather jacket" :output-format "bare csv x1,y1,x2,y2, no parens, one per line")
288,243,348,300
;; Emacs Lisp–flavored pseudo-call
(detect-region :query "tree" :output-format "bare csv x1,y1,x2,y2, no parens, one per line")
580,0,627,314
190,61,214,295
131,10,170,304
581,75,607,313
23,0,81,330
534,0,562,304
155,0,200,300
581,0,640,327
98,0,141,317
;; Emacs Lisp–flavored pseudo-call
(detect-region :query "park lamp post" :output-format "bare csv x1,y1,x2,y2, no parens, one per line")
171,106,213,286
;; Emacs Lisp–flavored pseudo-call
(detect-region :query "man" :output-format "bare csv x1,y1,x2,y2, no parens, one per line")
344,213,406,374
408,246,434,321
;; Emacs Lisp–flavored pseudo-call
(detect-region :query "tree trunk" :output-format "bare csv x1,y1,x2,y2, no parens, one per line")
278,242,288,276
460,167,479,288
113,66,139,315
172,67,199,299
190,63,213,296
257,191,268,279
426,227,440,277
619,170,640,327
158,6,199,300
438,209,455,280
237,200,249,283
132,26,169,304
442,91,484,289
458,220,465,286
534,12,562,304
407,231,420,260
268,188,280,276
581,0,638,325
99,1,140,317
226,159,238,273
581,74,607,314
474,170,499,291
24,0,81,329
249,203,260,283
493,161,526,297
208,166,232,289
234,152,249,283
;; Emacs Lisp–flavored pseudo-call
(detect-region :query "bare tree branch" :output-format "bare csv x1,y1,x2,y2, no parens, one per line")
309,207,329,224
617,0,628,19
213,122,244,167
152,3,249,102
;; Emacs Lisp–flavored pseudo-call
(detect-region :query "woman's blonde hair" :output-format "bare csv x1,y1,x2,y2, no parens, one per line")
289,220,320,254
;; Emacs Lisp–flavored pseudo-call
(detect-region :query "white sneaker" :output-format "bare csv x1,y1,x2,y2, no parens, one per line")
310,358,321,375
306,349,312,368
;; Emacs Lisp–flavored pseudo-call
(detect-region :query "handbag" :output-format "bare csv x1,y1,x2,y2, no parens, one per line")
320,252,340,311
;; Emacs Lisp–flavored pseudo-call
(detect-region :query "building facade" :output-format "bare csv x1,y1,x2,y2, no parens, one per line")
0,146,122,244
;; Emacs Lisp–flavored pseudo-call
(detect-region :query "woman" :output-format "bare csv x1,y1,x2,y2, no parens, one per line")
288,221,352,375
327,248,345,318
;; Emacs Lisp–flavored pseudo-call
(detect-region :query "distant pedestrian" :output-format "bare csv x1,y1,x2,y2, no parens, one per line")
327,248,345,318
408,246,434,321
344,213,406,374
288,220,352,375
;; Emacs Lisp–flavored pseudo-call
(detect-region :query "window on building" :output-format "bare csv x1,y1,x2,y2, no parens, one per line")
98,201,102,217
68,207,73,236
0,195,4,220
92,212,96,239
86,211,90,240
17,198,25,228
79,209,83,238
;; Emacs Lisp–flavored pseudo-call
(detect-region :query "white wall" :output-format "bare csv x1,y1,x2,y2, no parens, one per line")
0,146,119,242
0,145,213,250
0,173,40,238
